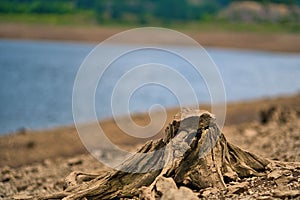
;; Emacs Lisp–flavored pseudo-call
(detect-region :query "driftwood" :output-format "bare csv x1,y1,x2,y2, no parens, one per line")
40,110,270,200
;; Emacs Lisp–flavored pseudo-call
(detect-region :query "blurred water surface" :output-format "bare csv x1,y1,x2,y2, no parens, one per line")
0,39,300,134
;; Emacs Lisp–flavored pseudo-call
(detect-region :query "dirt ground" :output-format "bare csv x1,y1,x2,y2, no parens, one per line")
1,94,300,199
1,94,300,168
1,23,300,52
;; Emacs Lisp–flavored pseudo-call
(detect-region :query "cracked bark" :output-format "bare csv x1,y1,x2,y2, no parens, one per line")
40,111,270,200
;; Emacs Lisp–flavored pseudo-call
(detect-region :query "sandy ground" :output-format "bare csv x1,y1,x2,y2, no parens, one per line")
1,93,300,168
1,23,300,52
0,94,300,199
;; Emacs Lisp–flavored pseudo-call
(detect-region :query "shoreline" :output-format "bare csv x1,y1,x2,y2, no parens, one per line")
0,92,299,137
1,23,300,52
1,93,299,168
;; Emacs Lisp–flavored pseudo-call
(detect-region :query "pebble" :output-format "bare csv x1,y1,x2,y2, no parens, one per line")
13,194,33,200
67,158,83,166
273,189,300,198
227,182,249,195
267,169,282,180
201,187,219,197
161,186,199,200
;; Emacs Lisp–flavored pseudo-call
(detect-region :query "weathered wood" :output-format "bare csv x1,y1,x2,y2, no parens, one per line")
41,110,270,200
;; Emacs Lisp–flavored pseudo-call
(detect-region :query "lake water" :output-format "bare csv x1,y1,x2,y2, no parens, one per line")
0,39,300,135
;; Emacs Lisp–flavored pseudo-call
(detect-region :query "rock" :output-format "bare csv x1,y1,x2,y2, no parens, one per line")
227,182,249,195
256,195,273,200
43,159,53,167
260,106,298,125
161,186,199,200
155,177,177,195
282,170,291,176
0,174,11,182
274,175,291,186
200,187,219,197
140,178,196,200
223,171,239,182
13,194,33,200
1,166,12,174
273,189,300,198
67,158,83,166
26,140,35,149
267,169,282,180
16,184,28,191
139,186,152,200
244,128,257,138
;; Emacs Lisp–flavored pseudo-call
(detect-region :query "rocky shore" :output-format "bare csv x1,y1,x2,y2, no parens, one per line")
1,94,300,199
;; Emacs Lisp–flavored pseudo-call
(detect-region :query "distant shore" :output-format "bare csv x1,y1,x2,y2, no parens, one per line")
1,23,300,52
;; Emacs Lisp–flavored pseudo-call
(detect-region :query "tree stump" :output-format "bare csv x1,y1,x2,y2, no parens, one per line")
40,110,270,200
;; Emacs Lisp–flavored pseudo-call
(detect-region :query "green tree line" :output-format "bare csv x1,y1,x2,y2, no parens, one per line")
0,0,299,24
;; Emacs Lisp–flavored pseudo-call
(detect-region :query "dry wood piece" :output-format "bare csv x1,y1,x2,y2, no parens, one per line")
40,110,270,200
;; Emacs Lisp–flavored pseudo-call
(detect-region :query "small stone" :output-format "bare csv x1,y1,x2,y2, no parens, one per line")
282,170,291,176
139,186,152,199
201,189,211,197
267,169,282,179
155,177,177,195
1,166,11,174
178,187,199,199
227,182,249,195
0,174,11,182
67,158,83,166
244,128,257,137
161,186,198,200
201,187,219,197
229,181,238,185
43,159,53,167
223,171,238,182
286,176,296,182
13,194,33,200
265,163,275,171
273,189,300,198
257,195,272,200
274,176,290,186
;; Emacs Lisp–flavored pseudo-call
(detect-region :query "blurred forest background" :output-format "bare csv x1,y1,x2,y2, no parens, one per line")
1,0,300,32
